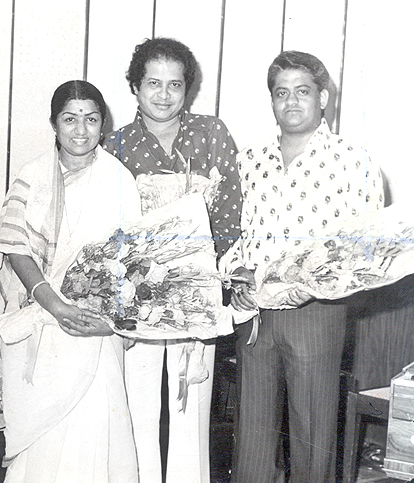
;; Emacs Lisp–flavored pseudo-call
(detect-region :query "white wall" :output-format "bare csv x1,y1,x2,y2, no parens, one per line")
219,0,285,149
0,1,13,199
6,0,87,184
340,0,414,205
1,0,414,210
87,0,154,134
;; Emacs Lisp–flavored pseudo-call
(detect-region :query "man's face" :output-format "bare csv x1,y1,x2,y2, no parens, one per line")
134,58,186,124
271,69,328,136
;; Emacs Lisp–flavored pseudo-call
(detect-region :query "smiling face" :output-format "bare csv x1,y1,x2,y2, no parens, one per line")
271,69,329,136
134,58,186,125
54,99,103,167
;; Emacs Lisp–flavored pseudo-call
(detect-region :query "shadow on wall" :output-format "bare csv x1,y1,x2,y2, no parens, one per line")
184,60,202,112
381,173,392,207
325,77,337,131
343,273,414,385
102,106,115,137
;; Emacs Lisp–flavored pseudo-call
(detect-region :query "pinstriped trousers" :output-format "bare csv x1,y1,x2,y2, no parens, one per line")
231,301,346,483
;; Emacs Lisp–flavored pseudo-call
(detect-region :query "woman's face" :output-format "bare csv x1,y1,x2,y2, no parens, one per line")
135,58,186,124
54,99,103,162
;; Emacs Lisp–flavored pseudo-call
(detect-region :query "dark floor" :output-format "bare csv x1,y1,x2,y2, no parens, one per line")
209,334,407,483
209,399,403,483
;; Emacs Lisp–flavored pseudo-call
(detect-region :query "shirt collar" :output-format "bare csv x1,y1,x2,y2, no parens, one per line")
275,117,329,148
133,107,187,133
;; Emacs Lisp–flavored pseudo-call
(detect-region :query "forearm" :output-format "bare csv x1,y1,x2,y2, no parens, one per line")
7,253,65,318
8,253,112,336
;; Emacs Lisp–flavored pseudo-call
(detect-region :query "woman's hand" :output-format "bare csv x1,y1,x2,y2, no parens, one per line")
7,253,113,337
230,266,257,311
53,301,114,337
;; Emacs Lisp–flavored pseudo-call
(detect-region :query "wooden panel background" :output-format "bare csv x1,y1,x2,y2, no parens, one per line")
87,0,154,134
1,0,414,389
340,0,414,206
219,0,285,148
283,0,347,133
154,0,224,117
6,0,87,185
0,1,13,200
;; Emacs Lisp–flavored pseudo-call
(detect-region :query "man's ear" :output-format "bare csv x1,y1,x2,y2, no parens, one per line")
320,89,329,110
133,84,140,96
50,118,56,132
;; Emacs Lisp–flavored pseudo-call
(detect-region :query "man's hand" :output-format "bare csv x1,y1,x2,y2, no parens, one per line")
286,288,315,308
230,266,257,311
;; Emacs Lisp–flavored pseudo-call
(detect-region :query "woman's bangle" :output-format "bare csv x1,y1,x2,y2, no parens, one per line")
30,280,50,300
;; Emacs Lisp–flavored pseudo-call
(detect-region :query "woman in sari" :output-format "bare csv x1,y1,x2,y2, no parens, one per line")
0,80,140,482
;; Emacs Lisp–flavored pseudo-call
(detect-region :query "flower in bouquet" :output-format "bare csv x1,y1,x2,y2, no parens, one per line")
257,219,414,304
61,215,224,338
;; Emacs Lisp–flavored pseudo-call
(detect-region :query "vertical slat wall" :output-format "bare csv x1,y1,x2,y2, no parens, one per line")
340,0,414,390
2,0,413,205
154,0,225,118
340,0,414,206
219,0,285,151
282,0,348,133
0,1,13,204
87,0,155,134
1,0,414,406
6,1,87,184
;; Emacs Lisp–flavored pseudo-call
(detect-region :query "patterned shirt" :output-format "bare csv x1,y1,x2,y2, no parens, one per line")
224,118,384,272
103,109,242,257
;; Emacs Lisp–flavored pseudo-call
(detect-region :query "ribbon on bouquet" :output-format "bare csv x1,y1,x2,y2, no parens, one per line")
246,312,262,346
177,340,209,412
226,304,261,346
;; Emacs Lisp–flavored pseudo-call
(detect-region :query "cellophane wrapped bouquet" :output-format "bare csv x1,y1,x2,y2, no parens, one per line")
253,203,414,309
136,150,223,215
60,192,232,339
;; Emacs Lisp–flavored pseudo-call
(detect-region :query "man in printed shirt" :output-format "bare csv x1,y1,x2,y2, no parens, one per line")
225,51,384,483
103,38,241,483
103,111,240,256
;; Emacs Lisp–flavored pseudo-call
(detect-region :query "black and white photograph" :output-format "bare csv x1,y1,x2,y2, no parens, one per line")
1,1,414,482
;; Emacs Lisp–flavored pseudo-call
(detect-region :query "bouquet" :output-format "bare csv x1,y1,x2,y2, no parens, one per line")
136,150,223,214
61,193,232,339
253,204,414,309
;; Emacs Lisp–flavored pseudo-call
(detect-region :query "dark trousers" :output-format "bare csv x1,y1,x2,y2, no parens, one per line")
231,301,346,483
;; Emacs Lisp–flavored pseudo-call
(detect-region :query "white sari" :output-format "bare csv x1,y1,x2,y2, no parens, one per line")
0,146,141,482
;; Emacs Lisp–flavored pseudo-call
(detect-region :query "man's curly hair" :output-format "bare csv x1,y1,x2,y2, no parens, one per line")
126,37,197,95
